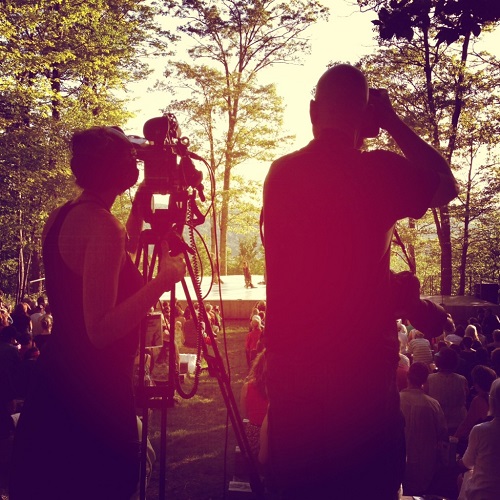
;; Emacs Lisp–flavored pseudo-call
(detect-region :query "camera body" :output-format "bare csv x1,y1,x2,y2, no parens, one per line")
128,114,205,234
360,88,381,139
128,114,181,195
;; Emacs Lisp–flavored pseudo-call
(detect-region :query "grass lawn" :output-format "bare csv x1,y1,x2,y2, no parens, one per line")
146,320,250,499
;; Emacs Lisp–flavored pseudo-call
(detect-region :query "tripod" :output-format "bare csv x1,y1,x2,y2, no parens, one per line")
134,223,264,499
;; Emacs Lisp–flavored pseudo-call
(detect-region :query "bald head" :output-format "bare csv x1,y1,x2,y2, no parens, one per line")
310,64,370,140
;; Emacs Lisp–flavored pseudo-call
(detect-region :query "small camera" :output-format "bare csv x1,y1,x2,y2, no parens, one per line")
360,88,381,139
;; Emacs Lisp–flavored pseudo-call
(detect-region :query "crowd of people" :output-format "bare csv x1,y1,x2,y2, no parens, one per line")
386,310,500,498
0,295,53,425
238,298,500,500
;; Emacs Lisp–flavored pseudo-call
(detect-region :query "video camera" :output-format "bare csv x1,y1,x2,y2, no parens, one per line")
360,88,381,139
128,113,205,198
128,113,206,236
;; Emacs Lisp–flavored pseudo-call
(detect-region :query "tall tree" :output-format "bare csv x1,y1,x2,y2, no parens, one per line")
158,60,291,272
166,0,328,274
357,39,500,295
358,0,500,294
0,0,173,299
450,102,500,295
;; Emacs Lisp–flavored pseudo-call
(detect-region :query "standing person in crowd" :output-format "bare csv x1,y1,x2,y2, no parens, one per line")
10,126,185,499
426,347,469,436
240,350,269,458
400,362,448,496
29,296,46,337
262,64,458,498
10,303,31,336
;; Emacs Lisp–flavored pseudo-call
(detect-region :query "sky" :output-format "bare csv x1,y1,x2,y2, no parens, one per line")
122,2,377,182
122,1,500,183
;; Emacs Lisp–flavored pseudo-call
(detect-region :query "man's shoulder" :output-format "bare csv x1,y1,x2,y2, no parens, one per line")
360,148,408,168
270,144,313,169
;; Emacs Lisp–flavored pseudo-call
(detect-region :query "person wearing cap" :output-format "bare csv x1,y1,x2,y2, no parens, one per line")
10,126,186,499
262,64,459,498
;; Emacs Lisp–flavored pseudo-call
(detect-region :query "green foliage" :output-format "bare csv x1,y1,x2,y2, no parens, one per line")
357,36,500,295
164,0,328,274
359,0,500,44
0,0,172,298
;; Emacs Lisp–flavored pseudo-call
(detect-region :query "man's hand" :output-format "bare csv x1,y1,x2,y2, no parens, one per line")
369,88,400,132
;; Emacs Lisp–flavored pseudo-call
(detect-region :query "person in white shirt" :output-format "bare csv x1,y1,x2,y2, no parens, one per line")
458,377,500,500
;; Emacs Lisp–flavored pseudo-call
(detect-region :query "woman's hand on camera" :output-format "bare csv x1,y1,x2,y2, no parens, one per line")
158,240,186,289
130,182,151,221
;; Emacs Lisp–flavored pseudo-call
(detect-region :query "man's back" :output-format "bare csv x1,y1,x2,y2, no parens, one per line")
264,131,437,358
261,64,457,499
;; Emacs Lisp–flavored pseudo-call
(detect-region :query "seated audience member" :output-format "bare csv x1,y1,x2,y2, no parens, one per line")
204,303,220,334
10,303,32,336
474,323,487,347
426,347,469,435
482,309,500,341
400,362,448,496
487,329,500,354
397,339,410,391
445,324,465,346
17,332,34,361
475,347,490,367
34,315,53,351
0,307,12,331
258,310,266,327
183,307,198,348
398,320,408,354
245,316,263,367
457,378,500,500
408,330,433,367
460,337,477,384
491,348,500,377
240,350,268,457
0,326,20,430
397,359,410,392
464,324,482,346
14,346,40,400
455,365,497,454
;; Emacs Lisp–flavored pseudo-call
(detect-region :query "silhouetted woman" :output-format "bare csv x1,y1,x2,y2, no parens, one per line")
10,127,185,499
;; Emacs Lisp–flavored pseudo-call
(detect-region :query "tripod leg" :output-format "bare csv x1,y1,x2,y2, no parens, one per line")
180,256,265,497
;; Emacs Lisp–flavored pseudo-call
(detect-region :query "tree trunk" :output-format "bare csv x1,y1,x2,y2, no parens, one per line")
219,166,231,275
17,237,25,304
439,205,453,295
458,161,473,295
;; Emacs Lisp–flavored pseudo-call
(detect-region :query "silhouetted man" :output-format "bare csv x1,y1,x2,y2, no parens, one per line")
262,64,459,498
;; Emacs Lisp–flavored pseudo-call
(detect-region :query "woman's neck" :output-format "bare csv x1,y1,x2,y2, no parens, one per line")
78,190,116,211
